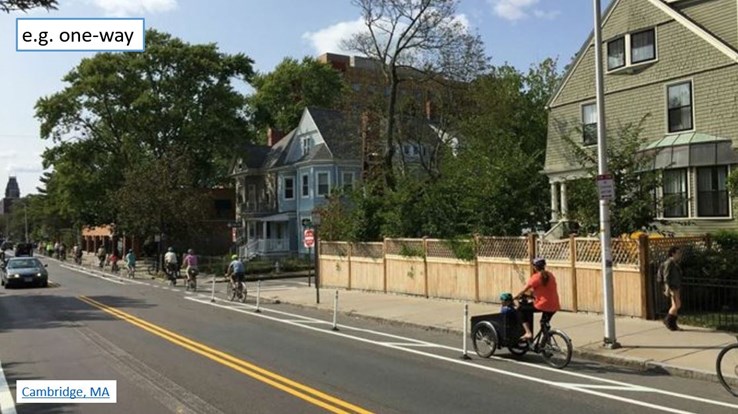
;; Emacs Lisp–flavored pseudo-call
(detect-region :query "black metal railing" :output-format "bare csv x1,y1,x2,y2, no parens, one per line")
652,275,738,331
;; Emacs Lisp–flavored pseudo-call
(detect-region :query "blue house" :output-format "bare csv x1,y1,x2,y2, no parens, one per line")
230,107,362,259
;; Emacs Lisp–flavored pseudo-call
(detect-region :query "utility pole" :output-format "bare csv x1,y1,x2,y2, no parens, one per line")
24,204,28,241
593,0,619,349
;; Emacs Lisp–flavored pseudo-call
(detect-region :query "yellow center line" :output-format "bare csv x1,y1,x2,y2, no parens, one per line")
77,296,372,414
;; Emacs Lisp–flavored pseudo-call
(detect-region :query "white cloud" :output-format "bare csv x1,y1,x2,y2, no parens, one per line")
6,164,43,175
453,13,471,30
87,0,177,17
0,151,18,160
302,18,366,55
489,0,559,21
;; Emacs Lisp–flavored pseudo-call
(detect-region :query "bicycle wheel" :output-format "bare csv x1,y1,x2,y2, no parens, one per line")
147,263,157,276
238,285,247,303
717,343,738,396
226,282,236,301
472,322,498,358
541,329,573,369
508,340,529,356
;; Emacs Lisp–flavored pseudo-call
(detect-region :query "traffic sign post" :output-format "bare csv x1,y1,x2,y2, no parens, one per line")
304,228,315,289
231,228,237,243
596,174,615,201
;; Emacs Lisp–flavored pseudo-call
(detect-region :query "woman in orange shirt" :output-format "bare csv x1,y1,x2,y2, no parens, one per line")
515,257,561,340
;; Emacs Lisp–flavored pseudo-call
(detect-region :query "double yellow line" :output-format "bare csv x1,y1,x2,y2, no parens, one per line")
78,296,372,414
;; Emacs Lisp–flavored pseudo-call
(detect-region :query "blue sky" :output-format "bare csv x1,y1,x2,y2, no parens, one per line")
0,0,611,195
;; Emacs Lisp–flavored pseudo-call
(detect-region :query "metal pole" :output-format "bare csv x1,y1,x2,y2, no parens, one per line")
24,205,28,242
315,228,320,304
308,246,312,287
461,303,471,360
210,262,217,303
255,280,261,313
593,0,619,349
332,290,339,331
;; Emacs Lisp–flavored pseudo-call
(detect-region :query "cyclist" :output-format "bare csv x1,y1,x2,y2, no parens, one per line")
125,249,137,278
183,248,198,285
96,245,107,268
226,254,246,294
514,257,560,341
164,247,178,281
109,250,120,272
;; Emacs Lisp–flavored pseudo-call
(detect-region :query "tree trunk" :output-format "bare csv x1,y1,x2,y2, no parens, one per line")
384,70,399,191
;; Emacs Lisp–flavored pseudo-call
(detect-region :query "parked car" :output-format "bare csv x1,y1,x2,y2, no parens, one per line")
2,257,48,288
14,243,33,257
1,241,13,251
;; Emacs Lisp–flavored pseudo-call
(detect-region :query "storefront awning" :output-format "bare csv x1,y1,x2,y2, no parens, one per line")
641,132,738,169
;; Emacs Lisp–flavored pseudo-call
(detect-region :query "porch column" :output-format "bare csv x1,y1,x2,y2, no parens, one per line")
550,182,560,222
560,181,568,219
262,221,267,240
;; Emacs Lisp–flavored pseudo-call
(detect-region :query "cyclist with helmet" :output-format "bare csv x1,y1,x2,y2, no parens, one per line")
125,249,136,278
226,254,246,292
164,247,179,281
515,257,561,340
183,249,199,283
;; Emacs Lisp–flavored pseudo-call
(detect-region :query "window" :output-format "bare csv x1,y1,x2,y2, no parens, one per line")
402,144,420,157
284,177,294,200
631,29,655,64
342,172,355,191
301,174,309,197
247,184,256,207
662,169,688,218
302,138,312,156
697,166,729,217
317,172,329,196
607,37,625,70
667,81,693,133
582,103,597,146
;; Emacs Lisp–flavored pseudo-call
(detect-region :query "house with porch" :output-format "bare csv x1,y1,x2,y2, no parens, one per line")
546,0,738,236
230,107,362,259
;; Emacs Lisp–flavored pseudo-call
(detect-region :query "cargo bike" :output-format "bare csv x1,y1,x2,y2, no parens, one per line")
470,297,573,369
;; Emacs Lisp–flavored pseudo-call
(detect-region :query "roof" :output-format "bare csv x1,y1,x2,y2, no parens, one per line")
643,132,731,150
547,0,738,108
306,107,361,160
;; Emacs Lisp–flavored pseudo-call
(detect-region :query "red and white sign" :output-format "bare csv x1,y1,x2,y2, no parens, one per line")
303,228,315,248
232,228,237,243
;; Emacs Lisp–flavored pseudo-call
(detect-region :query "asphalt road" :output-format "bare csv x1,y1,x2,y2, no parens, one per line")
0,257,736,413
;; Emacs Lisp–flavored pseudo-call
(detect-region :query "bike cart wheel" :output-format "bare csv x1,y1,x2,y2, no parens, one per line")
541,329,572,369
716,343,738,397
508,340,529,356
472,321,498,358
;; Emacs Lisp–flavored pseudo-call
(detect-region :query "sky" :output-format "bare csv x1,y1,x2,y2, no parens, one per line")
0,0,612,196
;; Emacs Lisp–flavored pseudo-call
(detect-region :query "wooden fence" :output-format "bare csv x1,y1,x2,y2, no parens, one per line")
319,234,709,319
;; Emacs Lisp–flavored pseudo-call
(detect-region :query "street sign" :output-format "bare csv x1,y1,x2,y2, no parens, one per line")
227,221,241,228
596,174,615,201
303,228,315,248
232,228,237,243
301,218,312,228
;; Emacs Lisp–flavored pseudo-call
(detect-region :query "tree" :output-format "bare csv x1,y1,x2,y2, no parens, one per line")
563,117,661,236
248,57,346,135
0,0,56,12
35,29,254,235
342,0,487,190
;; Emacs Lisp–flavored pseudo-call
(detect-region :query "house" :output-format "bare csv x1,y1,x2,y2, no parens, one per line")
231,107,362,258
545,0,738,236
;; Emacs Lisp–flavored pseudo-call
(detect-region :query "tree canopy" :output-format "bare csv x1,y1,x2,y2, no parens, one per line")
0,0,56,12
35,29,254,240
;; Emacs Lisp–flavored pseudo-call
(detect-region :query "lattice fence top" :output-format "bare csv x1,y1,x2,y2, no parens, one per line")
477,237,527,259
351,242,383,259
649,236,707,265
611,239,640,266
321,241,349,257
575,238,601,263
385,238,425,257
537,239,570,262
426,239,456,258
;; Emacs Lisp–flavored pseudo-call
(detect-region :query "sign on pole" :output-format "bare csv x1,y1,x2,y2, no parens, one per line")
232,228,237,243
596,173,615,201
303,228,315,248
227,221,241,228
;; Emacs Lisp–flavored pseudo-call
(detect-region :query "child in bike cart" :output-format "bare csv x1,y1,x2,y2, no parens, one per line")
514,257,561,341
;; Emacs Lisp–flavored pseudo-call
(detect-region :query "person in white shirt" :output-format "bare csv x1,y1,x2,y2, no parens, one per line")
164,247,178,280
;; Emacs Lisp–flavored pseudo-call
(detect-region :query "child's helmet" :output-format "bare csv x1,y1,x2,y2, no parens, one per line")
499,292,513,302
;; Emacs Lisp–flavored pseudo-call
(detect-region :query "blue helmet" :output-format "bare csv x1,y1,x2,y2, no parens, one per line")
499,292,513,302
532,257,546,269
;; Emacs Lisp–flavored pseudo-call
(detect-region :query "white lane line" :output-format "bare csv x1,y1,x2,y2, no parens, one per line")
381,343,442,348
557,383,651,392
60,265,127,285
0,359,17,414
282,319,330,324
185,296,738,412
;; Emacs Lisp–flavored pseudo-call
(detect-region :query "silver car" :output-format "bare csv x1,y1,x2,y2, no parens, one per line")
2,257,49,288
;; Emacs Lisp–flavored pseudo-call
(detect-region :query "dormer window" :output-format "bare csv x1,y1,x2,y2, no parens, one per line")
607,28,656,72
302,138,312,156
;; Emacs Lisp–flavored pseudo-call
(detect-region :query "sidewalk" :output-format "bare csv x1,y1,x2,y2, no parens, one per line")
258,284,738,384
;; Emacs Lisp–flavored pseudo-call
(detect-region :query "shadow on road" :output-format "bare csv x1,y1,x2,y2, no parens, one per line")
1,361,72,414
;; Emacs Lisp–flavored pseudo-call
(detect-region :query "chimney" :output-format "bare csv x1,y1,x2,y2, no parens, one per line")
425,99,434,121
267,127,284,146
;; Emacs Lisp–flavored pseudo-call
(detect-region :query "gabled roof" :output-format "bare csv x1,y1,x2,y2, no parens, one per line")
547,0,738,108
306,107,362,161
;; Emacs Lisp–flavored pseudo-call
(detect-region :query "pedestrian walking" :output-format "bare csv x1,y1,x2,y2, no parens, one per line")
659,246,683,331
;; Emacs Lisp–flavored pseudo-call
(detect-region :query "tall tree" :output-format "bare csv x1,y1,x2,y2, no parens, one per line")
248,57,346,135
342,0,487,190
35,29,254,234
0,0,56,12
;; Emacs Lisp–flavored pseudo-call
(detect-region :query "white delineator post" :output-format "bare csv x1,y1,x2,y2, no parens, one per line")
593,0,619,349
255,280,261,313
461,303,471,360
210,270,217,303
332,290,339,331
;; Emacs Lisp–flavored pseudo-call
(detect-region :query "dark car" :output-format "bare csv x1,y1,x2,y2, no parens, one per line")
14,243,33,257
2,257,48,288
0,241,13,251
